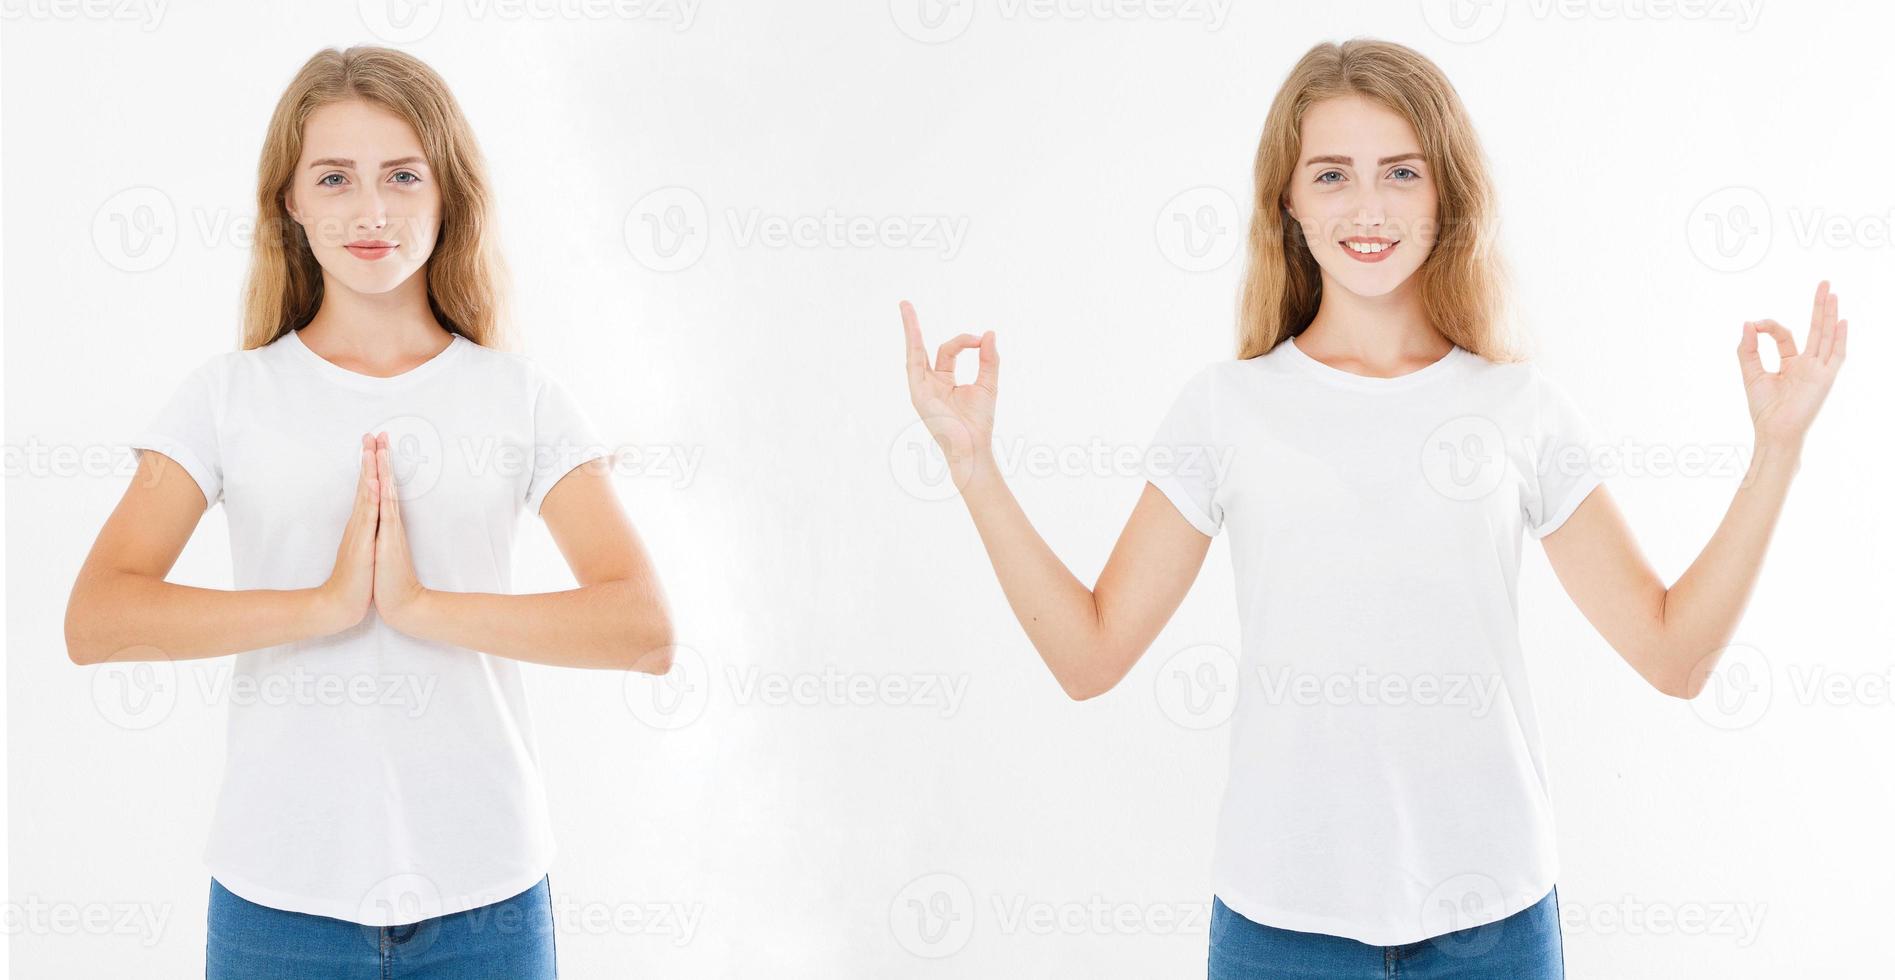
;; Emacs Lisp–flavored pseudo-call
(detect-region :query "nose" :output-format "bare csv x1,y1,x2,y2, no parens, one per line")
1348,184,1386,229
357,185,389,237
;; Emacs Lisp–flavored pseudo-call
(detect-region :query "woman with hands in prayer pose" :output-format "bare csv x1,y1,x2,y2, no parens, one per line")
65,45,671,979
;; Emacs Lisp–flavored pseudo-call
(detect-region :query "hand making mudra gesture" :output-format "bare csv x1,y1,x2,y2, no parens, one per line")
312,432,433,636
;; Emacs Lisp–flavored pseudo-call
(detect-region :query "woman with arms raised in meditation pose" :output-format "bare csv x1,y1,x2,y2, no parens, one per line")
897,37,1845,979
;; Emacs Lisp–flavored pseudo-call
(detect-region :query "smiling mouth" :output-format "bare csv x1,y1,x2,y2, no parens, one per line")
1340,238,1398,262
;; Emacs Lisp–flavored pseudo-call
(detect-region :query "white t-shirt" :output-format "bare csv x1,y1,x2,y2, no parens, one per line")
1143,334,1606,946
127,328,611,926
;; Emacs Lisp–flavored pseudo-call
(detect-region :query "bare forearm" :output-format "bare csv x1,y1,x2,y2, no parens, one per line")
1656,437,1802,695
958,449,1108,697
403,580,674,672
66,571,327,666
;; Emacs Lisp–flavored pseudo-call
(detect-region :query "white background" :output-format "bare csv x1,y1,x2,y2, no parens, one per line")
5,1,1891,977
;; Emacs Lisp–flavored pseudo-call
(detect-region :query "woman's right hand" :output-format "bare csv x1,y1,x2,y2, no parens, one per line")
314,434,380,634
900,300,999,492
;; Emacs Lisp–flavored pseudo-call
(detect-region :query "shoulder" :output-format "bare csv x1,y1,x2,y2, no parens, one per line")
1457,352,1597,443
196,347,248,376
1182,346,1294,398
1181,354,1261,389
1456,348,1552,402
451,338,558,390
456,343,602,423
224,332,298,382
172,348,247,398
1458,346,1535,380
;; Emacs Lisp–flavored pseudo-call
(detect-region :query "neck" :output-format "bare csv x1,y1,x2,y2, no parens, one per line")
298,270,450,357
1295,274,1449,371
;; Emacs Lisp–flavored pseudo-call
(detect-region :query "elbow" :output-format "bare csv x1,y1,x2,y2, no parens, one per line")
1057,661,1122,702
64,570,135,667
624,609,676,675
1658,669,1708,701
65,631,98,667
1647,637,1728,701
1643,656,1705,701
63,593,102,667
629,643,674,675
65,613,123,668
1651,675,1689,700
1061,677,1104,701
1616,630,1699,700
1060,601,1128,701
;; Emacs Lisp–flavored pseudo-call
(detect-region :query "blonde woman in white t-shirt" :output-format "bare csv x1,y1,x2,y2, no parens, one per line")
898,38,1845,979
65,46,673,979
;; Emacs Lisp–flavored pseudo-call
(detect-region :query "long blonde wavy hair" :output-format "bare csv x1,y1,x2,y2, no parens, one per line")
240,46,512,352
1238,38,1521,363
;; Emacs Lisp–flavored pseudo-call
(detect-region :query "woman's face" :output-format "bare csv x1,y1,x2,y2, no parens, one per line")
1281,94,1437,299
283,99,441,297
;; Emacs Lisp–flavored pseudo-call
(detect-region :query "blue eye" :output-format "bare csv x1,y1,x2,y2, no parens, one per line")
1391,166,1421,181
318,173,345,187
392,171,421,185
1315,171,1343,184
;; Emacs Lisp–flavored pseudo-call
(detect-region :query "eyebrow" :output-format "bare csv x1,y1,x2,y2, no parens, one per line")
1303,153,1425,167
306,156,427,170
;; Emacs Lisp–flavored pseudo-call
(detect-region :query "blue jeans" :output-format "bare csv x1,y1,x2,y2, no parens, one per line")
206,875,557,979
1209,886,1564,979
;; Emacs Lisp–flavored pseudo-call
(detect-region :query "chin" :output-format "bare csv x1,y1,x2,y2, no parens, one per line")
1320,266,1419,299
329,269,420,296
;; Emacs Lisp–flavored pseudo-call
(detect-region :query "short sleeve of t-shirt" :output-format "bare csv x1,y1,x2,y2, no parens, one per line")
1524,365,1606,539
129,355,227,509
523,364,613,515
1143,364,1225,537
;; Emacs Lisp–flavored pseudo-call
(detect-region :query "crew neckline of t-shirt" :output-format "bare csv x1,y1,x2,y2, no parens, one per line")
1278,334,1466,390
282,328,467,388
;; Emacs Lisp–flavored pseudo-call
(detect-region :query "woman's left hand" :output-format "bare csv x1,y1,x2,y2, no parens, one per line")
1739,279,1849,449
372,431,433,633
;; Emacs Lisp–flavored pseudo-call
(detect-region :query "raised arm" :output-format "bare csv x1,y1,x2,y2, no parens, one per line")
65,436,381,666
900,300,1214,701
1540,280,1848,698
